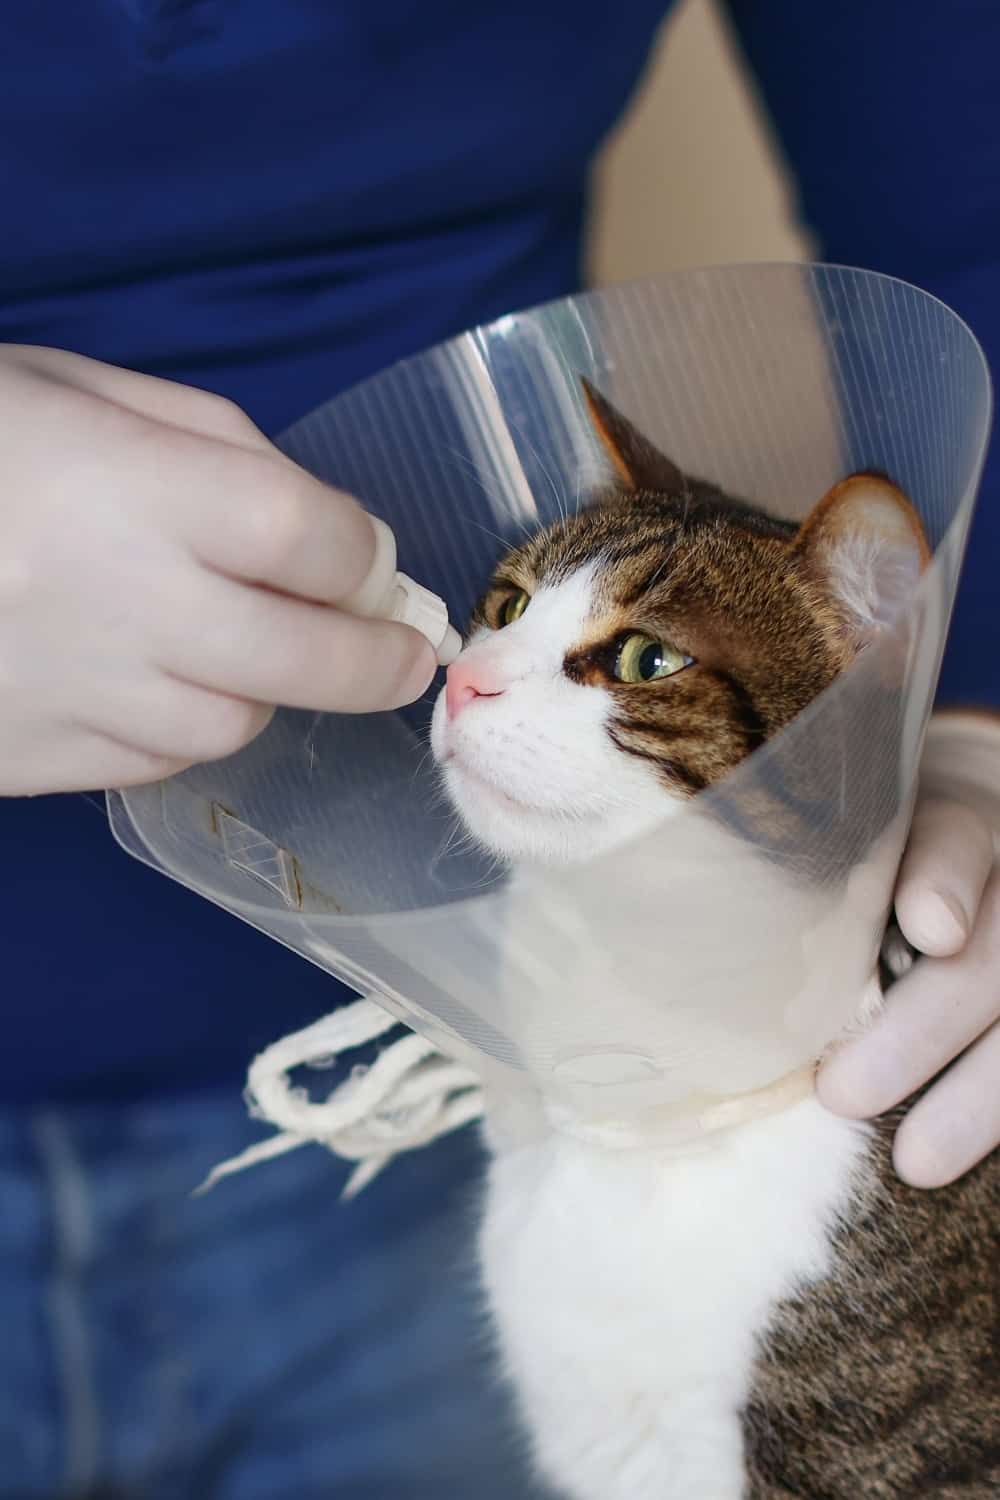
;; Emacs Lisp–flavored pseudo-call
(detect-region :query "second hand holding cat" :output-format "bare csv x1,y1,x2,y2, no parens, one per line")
819,748,1000,1188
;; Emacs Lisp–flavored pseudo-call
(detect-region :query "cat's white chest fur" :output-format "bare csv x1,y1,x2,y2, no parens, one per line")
481,1097,870,1500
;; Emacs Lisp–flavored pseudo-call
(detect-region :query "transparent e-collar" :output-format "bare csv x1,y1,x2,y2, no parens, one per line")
108,265,990,1188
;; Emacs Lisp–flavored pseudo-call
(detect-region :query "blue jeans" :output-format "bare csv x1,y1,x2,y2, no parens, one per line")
1,1091,547,1499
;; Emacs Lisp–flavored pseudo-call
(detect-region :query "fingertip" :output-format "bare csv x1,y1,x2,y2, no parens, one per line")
895,798,993,956
244,701,277,745
815,1044,880,1119
891,1117,960,1190
389,633,438,709
895,884,968,957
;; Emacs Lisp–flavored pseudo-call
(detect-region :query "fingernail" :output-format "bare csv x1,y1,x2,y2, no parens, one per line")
892,1123,961,1190
817,1039,898,1119
401,639,438,704
907,887,967,954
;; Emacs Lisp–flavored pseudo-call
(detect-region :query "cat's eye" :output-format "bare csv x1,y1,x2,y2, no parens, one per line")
499,589,530,627
614,633,690,684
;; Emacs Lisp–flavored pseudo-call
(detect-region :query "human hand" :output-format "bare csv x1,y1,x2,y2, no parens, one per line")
818,713,1000,1187
0,345,436,795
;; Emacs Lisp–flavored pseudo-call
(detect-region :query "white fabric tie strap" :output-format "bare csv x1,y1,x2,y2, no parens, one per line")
197,995,820,1199
197,916,917,1198
196,996,484,1200
544,1063,818,1151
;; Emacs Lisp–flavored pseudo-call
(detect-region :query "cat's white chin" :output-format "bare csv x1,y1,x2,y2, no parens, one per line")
439,754,671,866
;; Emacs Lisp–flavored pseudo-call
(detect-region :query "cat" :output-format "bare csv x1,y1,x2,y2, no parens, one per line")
429,382,999,1500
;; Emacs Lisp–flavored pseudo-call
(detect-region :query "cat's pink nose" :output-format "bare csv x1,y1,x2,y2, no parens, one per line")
446,659,505,720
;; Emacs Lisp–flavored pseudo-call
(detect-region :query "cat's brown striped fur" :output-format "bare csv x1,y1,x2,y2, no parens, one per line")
745,1097,999,1499
473,380,919,802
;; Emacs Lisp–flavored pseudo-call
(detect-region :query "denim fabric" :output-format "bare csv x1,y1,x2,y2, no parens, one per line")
0,1093,547,1499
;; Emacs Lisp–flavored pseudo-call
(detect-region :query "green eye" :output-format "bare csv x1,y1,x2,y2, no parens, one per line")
614,634,690,684
500,589,530,627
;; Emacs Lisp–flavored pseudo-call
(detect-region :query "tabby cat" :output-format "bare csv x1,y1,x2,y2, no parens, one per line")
429,383,999,1500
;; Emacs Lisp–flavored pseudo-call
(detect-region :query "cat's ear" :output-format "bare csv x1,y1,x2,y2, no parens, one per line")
795,472,930,641
581,378,690,497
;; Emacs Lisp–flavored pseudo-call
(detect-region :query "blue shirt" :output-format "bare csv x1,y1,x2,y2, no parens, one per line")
1,1,996,1101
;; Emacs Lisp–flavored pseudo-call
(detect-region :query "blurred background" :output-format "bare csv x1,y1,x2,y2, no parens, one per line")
589,0,809,281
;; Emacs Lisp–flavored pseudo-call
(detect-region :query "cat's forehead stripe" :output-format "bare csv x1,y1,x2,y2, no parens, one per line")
511,514,684,595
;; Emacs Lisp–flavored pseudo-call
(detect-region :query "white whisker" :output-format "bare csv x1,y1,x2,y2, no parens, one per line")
509,419,570,524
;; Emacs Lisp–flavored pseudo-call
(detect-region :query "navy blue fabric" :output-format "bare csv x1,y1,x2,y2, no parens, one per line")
3,2,661,433
1,1,997,1102
724,0,999,706
0,0,665,1103
2,1093,548,1498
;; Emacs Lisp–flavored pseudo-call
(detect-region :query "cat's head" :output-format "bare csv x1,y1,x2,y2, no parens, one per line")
430,381,929,865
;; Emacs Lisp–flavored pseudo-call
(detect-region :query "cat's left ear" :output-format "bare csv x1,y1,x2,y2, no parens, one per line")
581,378,690,497
795,472,931,641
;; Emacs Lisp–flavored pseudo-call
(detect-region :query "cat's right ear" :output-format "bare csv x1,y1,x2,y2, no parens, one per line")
581,379,690,497
795,472,930,644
